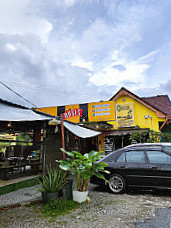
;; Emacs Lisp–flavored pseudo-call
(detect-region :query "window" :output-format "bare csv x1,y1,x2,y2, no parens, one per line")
126,150,145,163
146,150,171,164
116,150,145,163
116,152,125,162
163,146,171,152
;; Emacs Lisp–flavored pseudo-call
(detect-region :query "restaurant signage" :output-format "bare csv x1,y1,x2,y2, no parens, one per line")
63,104,82,123
116,103,135,128
63,109,82,119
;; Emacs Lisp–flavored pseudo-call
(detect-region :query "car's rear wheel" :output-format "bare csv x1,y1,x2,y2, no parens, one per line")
108,174,125,194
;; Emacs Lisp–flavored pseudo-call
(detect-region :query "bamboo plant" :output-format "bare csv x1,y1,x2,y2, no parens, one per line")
57,149,109,192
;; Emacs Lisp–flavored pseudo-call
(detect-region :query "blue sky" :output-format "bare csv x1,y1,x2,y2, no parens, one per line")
0,0,171,107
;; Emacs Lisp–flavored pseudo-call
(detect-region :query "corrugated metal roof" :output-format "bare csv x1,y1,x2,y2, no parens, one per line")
0,102,51,121
63,121,101,138
0,99,101,138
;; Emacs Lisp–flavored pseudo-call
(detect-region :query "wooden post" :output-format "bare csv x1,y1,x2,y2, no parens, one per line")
42,121,46,174
61,115,65,160
121,135,124,148
61,116,66,198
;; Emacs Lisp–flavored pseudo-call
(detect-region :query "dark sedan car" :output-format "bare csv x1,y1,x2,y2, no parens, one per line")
90,146,171,194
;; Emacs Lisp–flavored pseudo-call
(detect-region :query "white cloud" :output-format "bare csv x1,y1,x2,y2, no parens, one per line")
64,0,76,7
6,43,17,51
138,50,160,62
89,51,159,88
0,0,52,44
1,0,171,107
71,58,93,71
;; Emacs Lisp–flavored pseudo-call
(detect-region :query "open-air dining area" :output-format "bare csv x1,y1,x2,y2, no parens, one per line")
0,151,42,180
0,98,52,183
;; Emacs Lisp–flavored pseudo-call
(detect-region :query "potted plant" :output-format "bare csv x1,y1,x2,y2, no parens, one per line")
39,167,66,204
57,149,109,203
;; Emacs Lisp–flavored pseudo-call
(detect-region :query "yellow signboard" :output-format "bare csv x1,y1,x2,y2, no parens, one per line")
65,104,80,123
88,101,115,122
36,107,57,117
116,103,135,128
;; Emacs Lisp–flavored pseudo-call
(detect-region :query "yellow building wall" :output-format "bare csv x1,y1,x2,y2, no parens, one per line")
36,94,166,132
36,107,57,117
109,95,165,132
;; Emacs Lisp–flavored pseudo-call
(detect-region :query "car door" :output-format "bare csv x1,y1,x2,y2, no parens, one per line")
111,149,152,187
123,149,153,187
145,150,171,189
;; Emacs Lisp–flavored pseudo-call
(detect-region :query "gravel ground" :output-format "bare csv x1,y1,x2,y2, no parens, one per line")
0,185,41,208
0,184,171,228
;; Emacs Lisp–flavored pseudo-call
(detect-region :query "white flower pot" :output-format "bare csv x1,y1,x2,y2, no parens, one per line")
73,190,88,203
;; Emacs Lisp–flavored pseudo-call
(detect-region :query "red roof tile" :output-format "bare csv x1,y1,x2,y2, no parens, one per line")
141,95,171,119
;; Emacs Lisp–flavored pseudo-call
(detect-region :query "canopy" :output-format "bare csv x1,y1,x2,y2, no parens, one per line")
0,101,101,138
63,121,101,138
0,103,51,121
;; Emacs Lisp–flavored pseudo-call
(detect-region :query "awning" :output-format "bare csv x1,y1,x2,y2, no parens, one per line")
0,103,51,121
63,121,101,138
108,128,149,136
0,101,101,137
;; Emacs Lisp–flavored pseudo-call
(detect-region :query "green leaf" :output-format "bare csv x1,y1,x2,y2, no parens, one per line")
38,167,66,193
60,148,75,158
59,160,73,171
71,151,83,157
94,162,108,168
88,150,97,157
84,153,89,159
94,172,107,181
102,170,110,174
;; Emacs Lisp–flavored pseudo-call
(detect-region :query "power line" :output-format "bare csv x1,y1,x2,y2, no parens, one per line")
2,81,94,98
0,80,104,106
0,80,57,117
0,81,38,108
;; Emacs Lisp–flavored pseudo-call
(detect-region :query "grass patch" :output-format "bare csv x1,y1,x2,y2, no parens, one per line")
43,198,80,217
0,177,39,195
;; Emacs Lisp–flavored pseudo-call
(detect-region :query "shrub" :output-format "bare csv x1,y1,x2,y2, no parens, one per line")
43,198,80,217
39,167,66,193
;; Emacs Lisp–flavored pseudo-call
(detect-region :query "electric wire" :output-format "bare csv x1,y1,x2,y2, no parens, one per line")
0,80,57,117
2,81,96,98
0,80,38,108
0,80,104,108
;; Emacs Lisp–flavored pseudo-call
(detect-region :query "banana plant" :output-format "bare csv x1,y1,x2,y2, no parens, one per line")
57,149,109,192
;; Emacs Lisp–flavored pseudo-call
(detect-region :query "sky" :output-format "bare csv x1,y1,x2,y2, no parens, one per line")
0,0,171,108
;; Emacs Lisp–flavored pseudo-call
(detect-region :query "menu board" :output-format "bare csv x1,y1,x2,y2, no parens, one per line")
116,103,135,128
104,137,114,154
88,101,115,122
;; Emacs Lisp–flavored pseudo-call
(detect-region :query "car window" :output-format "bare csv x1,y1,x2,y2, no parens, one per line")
116,152,126,162
125,150,145,163
163,146,171,152
102,150,123,162
146,150,171,164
